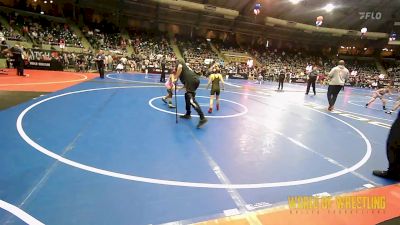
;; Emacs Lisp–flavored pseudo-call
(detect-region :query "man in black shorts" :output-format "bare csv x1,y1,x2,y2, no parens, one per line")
175,60,207,128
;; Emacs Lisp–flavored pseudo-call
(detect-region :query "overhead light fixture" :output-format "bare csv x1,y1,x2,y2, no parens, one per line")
253,3,261,15
364,48,367,50
315,16,324,27
44,0,47,3
290,0,302,4
40,11,44,14
389,32,397,41
361,27,367,34
323,3,335,12
50,0,53,3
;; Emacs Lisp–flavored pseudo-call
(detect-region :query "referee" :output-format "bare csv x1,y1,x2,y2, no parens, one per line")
95,50,105,79
305,65,318,95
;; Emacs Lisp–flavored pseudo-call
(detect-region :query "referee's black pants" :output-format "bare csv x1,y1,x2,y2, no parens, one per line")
306,77,317,94
278,78,284,90
160,71,166,82
98,65,105,78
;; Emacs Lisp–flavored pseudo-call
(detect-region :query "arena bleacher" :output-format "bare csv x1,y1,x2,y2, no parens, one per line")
0,2,398,85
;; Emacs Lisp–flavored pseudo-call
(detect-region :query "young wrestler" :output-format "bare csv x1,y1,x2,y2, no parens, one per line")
162,73,177,108
257,73,263,85
206,66,225,114
366,86,393,110
116,62,124,73
386,96,400,115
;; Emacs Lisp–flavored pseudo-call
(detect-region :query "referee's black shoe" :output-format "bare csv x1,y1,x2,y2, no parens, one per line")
180,114,191,119
197,118,208,129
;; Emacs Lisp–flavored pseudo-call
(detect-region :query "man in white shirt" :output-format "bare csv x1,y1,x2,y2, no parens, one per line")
327,60,349,111
104,54,109,71
120,56,127,65
108,55,113,71
306,64,313,74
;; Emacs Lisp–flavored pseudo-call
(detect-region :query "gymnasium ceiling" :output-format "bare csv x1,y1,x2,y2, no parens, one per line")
73,0,400,32
116,0,400,33
73,0,400,46
184,0,400,33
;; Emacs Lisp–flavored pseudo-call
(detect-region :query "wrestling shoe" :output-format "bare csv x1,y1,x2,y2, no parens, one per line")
383,106,386,110
365,103,368,108
197,118,208,129
385,111,393,115
180,114,191,119
168,104,176,108
162,97,167,104
216,104,220,111
208,108,212,114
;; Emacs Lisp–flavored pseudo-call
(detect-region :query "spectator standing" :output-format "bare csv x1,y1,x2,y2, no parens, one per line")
11,44,26,76
108,55,113,71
